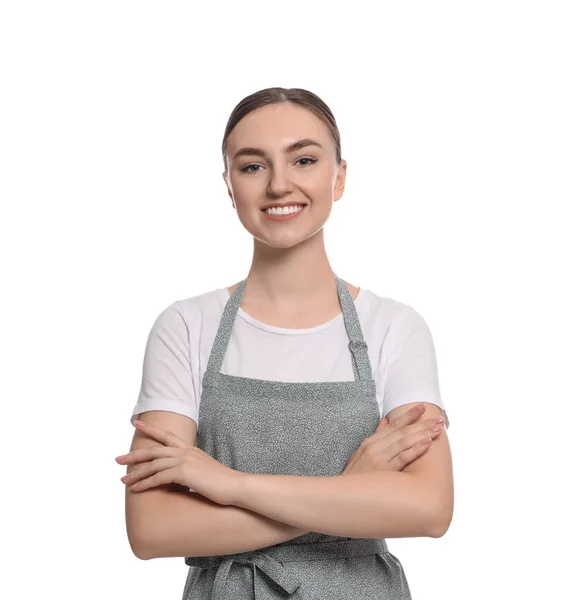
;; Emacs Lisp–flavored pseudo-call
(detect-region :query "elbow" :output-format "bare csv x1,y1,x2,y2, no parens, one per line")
428,484,454,538
429,507,453,538
128,530,154,561
430,519,450,538
126,494,160,560
126,511,158,560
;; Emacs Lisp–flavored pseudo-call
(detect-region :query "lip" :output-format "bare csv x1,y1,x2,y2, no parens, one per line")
261,202,308,211
261,204,307,222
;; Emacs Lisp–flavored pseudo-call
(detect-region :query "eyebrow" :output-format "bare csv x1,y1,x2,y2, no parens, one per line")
231,138,324,161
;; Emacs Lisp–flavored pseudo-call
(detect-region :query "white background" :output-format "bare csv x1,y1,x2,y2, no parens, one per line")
1,1,579,598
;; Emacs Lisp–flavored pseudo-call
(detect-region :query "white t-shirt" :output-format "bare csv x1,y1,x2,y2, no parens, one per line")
130,286,449,429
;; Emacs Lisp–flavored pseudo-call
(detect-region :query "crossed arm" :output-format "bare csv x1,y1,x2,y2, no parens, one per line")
125,403,453,560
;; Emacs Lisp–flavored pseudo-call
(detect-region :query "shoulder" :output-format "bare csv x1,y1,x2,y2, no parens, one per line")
175,286,227,321
358,287,427,345
147,287,227,339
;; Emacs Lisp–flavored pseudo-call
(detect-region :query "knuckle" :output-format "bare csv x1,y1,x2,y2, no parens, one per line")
403,446,415,458
399,438,411,452
393,438,405,453
417,438,429,449
395,453,407,469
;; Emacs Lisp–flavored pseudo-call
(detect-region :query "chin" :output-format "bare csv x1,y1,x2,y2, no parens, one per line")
238,212,329,249
255,235,306,250
258,228,327,250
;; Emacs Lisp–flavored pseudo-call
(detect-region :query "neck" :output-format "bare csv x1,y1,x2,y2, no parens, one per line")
245,231,337,306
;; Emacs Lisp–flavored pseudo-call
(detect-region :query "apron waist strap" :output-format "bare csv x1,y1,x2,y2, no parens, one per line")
185,538,388,599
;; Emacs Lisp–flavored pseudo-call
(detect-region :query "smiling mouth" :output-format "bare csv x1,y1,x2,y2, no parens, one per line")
260,204,308,221
260,202,307,215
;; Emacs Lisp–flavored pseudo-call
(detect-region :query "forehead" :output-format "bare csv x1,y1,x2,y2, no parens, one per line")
226,103,332,155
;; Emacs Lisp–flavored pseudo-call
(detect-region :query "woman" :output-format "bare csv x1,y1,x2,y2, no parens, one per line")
116,87,453,599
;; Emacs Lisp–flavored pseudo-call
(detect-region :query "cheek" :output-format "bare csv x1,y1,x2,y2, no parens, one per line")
229,182,260,208
306,178,337,202
296,170,332,195
308,166,338,192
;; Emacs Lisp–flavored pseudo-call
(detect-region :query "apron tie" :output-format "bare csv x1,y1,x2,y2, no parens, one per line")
187,550,301,599
185,539,388,599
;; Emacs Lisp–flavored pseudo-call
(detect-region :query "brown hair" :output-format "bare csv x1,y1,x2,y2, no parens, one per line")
221,87,342,175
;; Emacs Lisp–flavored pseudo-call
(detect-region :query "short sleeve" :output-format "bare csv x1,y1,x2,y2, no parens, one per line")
382,311,449,429
130,301,198,426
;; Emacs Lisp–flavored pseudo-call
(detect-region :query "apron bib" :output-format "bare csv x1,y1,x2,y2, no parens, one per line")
183,273,412,599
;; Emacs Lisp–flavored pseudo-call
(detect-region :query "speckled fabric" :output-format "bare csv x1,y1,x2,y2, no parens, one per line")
182,273,413,600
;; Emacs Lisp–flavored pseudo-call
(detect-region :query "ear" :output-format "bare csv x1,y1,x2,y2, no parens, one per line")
223,172,235,207
333,159,347,201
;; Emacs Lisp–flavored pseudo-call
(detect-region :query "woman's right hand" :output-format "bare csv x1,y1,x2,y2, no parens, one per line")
342,404,445,475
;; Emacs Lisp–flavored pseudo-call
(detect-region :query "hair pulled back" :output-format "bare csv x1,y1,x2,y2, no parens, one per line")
221,87,342,175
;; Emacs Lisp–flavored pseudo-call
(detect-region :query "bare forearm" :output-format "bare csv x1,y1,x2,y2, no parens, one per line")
138,487,309,560
235,471,438,539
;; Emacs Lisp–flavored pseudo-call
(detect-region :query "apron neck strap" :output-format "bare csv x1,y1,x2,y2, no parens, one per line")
206,272,373,381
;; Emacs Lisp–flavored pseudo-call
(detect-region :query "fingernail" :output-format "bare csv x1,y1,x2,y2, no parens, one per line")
135,420,145,427
415,404,425,412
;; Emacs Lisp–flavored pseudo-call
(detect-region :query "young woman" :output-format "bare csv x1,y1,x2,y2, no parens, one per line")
116,87,453,599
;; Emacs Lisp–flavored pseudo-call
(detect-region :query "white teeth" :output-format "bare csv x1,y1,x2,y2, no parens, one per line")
265,205,305,215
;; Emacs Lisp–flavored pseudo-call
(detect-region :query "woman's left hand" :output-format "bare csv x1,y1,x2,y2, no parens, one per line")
116,420,246,506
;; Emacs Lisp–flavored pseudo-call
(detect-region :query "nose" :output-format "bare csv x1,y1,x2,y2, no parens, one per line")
266,164,294,196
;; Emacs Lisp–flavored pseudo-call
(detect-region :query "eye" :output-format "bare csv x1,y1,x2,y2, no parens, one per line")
240,157,318,174
240,164,262,173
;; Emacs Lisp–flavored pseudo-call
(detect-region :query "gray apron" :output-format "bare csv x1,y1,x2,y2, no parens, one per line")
183,273,412,599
